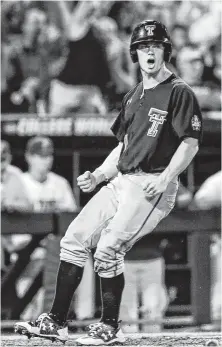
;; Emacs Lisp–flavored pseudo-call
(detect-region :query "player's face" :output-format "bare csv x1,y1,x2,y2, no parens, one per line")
27,154,53,174
136,42,165,74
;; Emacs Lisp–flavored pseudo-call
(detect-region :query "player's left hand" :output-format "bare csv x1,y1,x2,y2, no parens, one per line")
77,171,97,193
142,175,168,198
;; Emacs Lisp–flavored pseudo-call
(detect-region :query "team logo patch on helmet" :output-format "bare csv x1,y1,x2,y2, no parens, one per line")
145,25,155,36
191,115,201,131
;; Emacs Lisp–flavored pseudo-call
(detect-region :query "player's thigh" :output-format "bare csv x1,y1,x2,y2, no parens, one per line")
95,176,177,257
96,192,164,257
61,186,118,250
123,179,179,250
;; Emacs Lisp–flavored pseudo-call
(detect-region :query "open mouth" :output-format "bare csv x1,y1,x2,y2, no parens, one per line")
147,57,155,67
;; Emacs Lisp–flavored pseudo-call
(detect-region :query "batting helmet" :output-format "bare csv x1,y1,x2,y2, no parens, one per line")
130,20,172,63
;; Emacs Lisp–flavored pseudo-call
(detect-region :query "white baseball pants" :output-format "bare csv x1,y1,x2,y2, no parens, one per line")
60,172,178,278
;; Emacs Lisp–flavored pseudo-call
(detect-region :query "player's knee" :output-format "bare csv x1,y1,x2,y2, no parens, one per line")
93,248,124,278
60,228,89,267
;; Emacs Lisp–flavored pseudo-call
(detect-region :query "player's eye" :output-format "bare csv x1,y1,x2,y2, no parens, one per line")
138,44,148,50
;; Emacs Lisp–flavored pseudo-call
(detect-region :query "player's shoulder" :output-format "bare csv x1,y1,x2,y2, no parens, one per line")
48,172,69,185
171,75,196,98
22,172,31,180
7,164,23,176
122,82,142,105
21,172,36,187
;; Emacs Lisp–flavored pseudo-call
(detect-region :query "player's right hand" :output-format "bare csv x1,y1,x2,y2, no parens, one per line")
77,171,97,193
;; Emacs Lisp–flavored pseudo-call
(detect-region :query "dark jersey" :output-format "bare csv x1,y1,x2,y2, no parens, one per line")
111,74,203,174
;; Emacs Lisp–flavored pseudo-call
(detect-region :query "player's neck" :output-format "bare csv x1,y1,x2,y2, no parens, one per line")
142,65,172,90
29,169,48,183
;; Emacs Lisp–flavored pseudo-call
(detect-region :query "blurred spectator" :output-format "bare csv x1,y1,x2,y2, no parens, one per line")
16,136,77,320
1,139,31,263
2,1,221,114
212,37,221,83
93,16,135,111
1,1,25,36
170,24,189,69
188,1,221,48
191,171,221,210
49,1,110,116
120,240,168,333
13,6,67,114
1,139,32,319
1,29,30,113
108,2,138,106
177,45,221,111
22,136,77,212
1,140,31,213
175,182,193,209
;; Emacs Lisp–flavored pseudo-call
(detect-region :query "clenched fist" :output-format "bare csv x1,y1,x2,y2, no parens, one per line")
77,171,97,193
142,174,168,198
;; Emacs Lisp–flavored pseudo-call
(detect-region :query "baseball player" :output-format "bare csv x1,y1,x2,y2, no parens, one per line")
15,20,202,345
22,136,77,213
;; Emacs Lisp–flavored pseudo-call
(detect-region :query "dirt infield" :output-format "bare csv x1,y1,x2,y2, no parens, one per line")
1,332,221,347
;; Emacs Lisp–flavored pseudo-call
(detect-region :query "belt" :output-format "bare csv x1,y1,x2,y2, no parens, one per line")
120,167,164,175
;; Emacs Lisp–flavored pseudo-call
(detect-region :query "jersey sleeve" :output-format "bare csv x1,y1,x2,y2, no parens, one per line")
171,85,203,143
111,107,126,142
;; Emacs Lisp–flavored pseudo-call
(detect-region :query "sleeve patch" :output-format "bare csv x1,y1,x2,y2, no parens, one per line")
191,115,201,131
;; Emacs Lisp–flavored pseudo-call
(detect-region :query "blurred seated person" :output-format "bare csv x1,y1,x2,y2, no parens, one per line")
49,1,110,116
1,139,32,319
22,136,77,212
120,238,169,333
17,136,77,320
1,139,32,261
1,140,31,213
177,45,221,112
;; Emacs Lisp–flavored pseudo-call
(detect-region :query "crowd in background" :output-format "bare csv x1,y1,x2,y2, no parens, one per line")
1,0,221,115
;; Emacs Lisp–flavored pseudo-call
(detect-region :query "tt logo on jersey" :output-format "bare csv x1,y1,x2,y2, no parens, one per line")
145,25,155,36
191,115,201,131
147,108,167,137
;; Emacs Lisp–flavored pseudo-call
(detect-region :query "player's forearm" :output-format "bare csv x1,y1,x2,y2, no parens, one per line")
160,138,199,183
93,142,123,184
